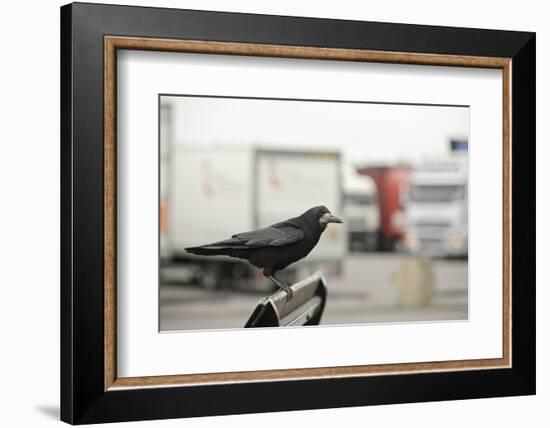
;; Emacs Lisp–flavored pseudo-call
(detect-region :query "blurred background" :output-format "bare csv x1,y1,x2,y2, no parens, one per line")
159,96,469,331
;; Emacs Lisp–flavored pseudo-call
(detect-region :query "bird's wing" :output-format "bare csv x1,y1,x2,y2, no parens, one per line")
228,223,305,248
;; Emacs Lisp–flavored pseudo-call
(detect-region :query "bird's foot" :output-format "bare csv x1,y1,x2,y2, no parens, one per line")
281,285,293,301
267,275,293,301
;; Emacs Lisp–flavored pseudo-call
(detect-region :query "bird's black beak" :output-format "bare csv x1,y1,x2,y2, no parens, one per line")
320,212,343,226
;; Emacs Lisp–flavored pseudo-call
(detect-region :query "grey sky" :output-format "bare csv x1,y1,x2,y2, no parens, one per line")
161,95,469,165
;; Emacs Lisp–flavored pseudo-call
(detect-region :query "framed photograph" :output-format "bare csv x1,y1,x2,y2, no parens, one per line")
60,2,535,424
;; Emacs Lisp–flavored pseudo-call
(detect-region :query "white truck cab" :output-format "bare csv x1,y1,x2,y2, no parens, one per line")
403,161,468,257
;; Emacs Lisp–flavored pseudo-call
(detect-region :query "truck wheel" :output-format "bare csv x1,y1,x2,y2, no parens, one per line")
201,272,218,290
376,231,385,251
200,263,222,290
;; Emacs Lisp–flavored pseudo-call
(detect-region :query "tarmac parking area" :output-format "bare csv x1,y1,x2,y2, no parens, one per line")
160,253,468,331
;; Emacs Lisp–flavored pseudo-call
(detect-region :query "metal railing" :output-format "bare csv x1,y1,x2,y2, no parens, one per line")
244,271,327,328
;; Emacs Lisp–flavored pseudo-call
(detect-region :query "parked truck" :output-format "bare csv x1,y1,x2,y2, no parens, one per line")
357,165,412,251
342,165,380,251
402,161,468,257
160,145,345,290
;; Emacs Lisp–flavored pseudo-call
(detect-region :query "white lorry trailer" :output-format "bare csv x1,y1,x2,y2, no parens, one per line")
343,165,380,251
160,145,345,289
403,161,468,258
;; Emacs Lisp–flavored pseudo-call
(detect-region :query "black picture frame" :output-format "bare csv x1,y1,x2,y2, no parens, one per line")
61,2,535,424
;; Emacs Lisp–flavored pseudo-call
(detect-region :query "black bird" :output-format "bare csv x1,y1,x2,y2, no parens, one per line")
185,206,343,299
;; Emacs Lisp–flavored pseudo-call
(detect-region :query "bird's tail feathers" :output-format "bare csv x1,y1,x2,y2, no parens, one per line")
185,245,228,256
185,240,249,256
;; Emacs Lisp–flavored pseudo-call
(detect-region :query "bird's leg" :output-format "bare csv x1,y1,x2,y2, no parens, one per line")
263,270,293,301
272,276,293,301
269,275,293,301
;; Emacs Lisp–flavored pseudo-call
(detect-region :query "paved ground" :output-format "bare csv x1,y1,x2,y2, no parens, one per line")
160,253,468,331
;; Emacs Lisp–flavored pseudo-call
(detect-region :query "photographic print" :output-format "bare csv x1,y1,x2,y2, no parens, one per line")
159,95,469,331
62,4,536,421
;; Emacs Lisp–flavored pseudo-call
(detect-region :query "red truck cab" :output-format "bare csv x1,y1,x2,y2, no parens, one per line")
358,165,412,250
